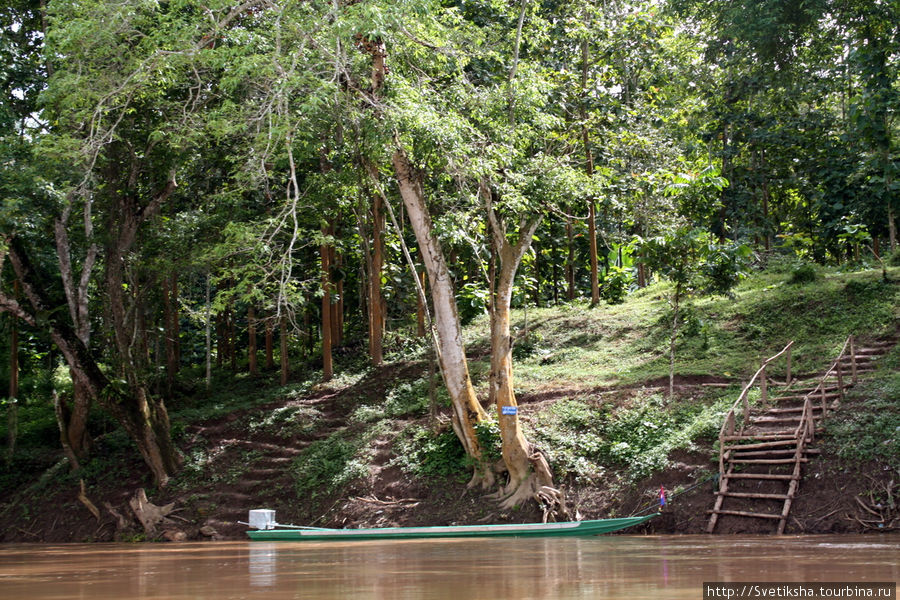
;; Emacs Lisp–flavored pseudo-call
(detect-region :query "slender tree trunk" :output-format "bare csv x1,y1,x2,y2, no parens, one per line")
205,274,212,388
162,275,176,396
368,187,385,365
265,315,274,370
248,305,258,376
6,283,18,463
532,241,541,307
580,39,600,306
321,226,334,382
669,287,681,401
171,273,180,370
718,122,730,243
215,314,224,368
227,302,236,372
333,249,344,347
280,314,289,385
392,145,487,468
760,149,772,252
551,238,559,306
416,269,427,337
565,218,575,300
588,201,599,305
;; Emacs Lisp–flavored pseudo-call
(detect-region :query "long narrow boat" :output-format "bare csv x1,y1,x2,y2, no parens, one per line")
246,513,658,541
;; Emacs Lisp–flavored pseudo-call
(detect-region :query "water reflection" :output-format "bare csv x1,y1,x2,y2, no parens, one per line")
249,546,277,587
0,535,896,599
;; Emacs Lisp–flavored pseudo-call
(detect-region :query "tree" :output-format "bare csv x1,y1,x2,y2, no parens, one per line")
642,226,750,399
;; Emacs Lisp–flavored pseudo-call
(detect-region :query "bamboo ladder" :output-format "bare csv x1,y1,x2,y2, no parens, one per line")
707,336,858,534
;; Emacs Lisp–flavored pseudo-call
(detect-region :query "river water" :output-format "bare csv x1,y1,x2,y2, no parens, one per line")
0,535,896,599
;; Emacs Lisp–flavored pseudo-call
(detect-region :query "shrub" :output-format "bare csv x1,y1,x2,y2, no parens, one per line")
390,425,468,479
788,263,817,284
601,266,634,305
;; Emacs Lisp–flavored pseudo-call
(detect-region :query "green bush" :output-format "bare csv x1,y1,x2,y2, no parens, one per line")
531,395,729,482
788,263,817,284
601,266,634,305
474,419,502,465
390,425,468,479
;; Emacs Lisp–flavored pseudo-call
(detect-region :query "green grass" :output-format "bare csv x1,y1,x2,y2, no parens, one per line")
527,391,732,483
461,265,899,398
823,346,900,469
290,423,387,505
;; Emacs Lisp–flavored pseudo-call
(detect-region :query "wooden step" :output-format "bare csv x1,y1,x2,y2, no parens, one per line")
708,509,782,520
716,492,791,500
751,416,806,424
731,448,819,458
766,406,823,414
840,356,876,363
723,433,797,441
716,492,790,500
828,366,874,373
780,386,839,394
724,473,797,481
741,430,809,438
723,439,799,451
773,392,840,401
730,457,808,465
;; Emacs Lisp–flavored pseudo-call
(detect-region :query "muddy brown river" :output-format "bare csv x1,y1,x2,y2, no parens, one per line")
0,535,896,599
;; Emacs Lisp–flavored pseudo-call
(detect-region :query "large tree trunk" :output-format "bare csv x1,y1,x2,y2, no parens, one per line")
9,236,180,486
53,204,96,461
392,145,488,472
64,379,92,460
485,190,563,516
103,187,181,486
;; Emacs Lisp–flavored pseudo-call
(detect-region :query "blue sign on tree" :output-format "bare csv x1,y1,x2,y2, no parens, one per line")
501,406,517,416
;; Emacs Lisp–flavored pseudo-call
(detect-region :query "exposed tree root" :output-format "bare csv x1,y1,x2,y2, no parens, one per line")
496,446,571,522
129,488,177,537
103,501,130,532
76,479,100,520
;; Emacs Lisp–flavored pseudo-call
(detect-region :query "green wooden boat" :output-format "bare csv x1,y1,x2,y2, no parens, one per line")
245,513,658,541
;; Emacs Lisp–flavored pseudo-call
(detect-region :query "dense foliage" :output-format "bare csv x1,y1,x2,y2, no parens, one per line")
0,0,897,486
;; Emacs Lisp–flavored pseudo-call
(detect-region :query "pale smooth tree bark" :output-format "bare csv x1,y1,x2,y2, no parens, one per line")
392,144,489,482
484,186,566,517
53,199,96,460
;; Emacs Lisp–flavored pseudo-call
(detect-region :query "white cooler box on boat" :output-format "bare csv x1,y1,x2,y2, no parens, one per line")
248,509,276,530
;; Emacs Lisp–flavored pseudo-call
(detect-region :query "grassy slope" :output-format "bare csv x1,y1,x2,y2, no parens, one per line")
1,263,897,540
